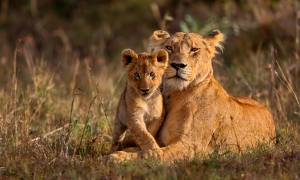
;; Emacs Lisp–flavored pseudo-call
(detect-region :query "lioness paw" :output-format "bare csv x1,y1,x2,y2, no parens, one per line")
142,148,163,161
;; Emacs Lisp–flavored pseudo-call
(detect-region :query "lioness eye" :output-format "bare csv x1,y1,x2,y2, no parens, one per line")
191,47,200,53
165,46,173,52
150,72,156,79
134,72,140,80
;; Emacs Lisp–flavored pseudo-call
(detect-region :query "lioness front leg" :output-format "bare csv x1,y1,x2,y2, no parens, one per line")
159,130,219,162
127,115,160,151
157,109,218,163
159,140,193,162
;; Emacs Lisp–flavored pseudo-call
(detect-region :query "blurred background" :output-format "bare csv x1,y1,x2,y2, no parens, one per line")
0,0,298,90
0,0,300,178
0,0,299,81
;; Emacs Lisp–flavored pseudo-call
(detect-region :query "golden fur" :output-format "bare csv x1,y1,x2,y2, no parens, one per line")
111,49,168,153
109,30,276,163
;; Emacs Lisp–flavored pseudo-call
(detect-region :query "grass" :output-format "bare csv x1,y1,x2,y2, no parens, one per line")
0,36,299,179
0,0,300,179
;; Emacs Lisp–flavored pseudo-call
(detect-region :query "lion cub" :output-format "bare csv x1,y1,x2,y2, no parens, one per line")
112,49,168,152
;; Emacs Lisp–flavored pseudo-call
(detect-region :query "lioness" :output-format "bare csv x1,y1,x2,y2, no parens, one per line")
109,30,276,163
112,49,168,152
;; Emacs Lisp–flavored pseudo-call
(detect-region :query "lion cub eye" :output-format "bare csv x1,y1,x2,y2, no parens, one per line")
134,72,141,80
165,46,173,52
150,72,156,80
190,47,200,53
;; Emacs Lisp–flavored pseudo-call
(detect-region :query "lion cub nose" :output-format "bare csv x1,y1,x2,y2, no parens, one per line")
171,63,187,70
140,88,150,93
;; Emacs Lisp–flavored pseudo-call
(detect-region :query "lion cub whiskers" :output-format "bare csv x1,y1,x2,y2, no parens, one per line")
112,49,168,152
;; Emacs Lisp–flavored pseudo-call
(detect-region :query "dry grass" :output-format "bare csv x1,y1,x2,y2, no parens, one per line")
0,35,299,179
0,0,300,179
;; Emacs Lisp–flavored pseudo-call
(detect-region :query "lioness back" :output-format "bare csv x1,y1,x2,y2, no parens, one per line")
112,49,168,152
206,79,275,153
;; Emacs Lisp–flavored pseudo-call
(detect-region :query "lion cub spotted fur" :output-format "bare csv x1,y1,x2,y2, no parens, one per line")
112,49,168,152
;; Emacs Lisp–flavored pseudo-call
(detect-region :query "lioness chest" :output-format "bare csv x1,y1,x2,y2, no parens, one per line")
158,91,196,146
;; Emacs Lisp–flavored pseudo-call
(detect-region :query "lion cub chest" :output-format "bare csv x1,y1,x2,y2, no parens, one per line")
122,91,164,126
142,93,164,125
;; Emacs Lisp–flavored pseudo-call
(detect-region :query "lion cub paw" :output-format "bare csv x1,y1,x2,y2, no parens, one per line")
106,151,139,163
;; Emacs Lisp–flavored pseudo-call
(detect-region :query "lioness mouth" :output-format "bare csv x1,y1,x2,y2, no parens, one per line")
168,75,188,81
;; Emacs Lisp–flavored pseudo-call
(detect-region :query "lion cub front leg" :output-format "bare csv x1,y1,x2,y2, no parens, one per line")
127,113,160,151
111,118,126,152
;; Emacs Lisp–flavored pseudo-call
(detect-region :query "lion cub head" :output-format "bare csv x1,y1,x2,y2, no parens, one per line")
148,30,224,91
122,49,168,98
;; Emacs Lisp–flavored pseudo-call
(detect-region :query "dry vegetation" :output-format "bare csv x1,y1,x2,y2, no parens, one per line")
0,0,300,179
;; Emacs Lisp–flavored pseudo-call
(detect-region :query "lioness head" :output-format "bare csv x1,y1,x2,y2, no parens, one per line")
149,30,224,91
122,48,168,98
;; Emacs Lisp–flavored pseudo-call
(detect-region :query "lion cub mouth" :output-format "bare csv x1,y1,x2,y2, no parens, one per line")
140,90,155,98
141,92,150,96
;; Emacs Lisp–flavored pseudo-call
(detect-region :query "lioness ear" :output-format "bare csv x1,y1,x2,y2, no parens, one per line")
147,30,170,52
121,48,137,66
206,29,224,52
150,30,170,41
155,49,168,68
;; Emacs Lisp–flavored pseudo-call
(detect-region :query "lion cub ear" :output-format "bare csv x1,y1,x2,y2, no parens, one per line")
206,29,224,52
147,30,170,52
121,49,138,66
154,49,168,68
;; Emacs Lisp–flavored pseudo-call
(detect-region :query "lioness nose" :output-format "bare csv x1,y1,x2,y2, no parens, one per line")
140,88,150,93
171,63,187,70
